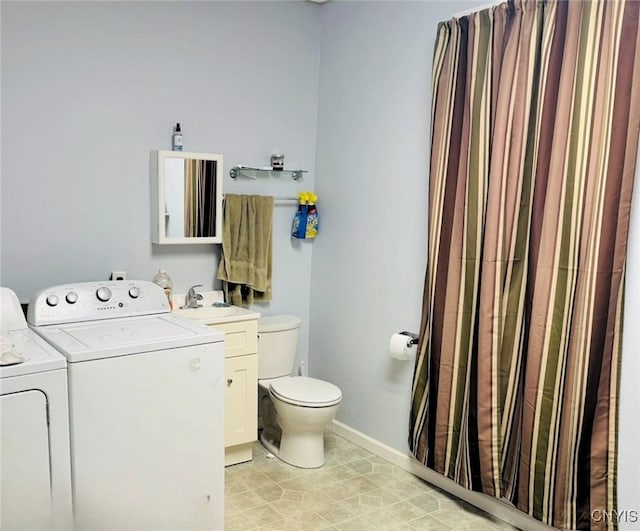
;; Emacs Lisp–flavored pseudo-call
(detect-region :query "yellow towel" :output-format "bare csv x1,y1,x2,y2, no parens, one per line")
217,194,274,306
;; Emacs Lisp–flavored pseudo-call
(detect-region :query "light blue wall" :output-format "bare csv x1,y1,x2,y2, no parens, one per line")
0,0,321,366
311,0,482,453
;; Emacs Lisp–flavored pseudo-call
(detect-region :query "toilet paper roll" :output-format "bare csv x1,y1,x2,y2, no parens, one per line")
389,333,416,360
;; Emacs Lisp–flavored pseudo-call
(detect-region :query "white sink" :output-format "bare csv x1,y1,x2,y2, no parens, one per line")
172,290,260,324
175,305,241,319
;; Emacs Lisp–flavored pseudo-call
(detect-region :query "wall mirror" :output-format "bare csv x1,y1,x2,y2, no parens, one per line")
151,150,223,244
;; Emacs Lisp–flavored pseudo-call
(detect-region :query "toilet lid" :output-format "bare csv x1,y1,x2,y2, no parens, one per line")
258,315,302,333
270,376,342,408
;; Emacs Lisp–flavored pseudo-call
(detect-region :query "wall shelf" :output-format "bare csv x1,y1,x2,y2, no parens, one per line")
229,165,306,181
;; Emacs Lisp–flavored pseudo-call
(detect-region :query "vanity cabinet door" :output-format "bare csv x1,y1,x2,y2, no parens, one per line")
218,320,258,358
224,354,258,448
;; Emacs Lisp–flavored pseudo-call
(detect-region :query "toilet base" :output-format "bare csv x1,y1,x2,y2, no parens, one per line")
258,381,340,469
259,429,325,469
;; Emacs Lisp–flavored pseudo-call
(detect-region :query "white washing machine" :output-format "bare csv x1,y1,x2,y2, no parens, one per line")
27,280,225,531
0,287,73,531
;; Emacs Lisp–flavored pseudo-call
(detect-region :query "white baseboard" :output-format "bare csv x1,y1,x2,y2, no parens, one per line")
330,420,554,531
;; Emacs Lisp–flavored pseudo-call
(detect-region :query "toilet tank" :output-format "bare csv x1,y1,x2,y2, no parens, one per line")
258,315,302,379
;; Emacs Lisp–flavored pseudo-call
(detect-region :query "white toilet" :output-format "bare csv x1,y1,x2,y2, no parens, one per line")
258,315,342,468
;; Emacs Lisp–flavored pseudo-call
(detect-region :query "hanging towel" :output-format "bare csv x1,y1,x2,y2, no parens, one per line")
217,194,274,306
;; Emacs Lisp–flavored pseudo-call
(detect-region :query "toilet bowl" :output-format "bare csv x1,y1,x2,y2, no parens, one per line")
258,315,342,468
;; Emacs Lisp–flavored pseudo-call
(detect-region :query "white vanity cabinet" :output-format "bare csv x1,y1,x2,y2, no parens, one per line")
215,319,259,465
173,297,259,466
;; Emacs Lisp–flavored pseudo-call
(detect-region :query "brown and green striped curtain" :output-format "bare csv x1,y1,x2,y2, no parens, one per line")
183,159,218,238
184,159,197,237
409,1,640,529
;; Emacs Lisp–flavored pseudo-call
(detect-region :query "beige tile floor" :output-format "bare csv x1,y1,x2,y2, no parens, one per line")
225,431,520,530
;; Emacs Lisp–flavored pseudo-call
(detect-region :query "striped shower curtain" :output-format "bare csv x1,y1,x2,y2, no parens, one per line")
409,1,640,529
184,159,218,238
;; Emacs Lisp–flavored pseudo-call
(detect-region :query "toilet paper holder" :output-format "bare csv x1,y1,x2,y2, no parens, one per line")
398,331,419,347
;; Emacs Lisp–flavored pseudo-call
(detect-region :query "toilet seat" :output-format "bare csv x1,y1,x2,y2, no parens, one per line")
270,376,342,408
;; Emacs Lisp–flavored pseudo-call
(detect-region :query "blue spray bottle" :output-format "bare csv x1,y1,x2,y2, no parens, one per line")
291,192,308,239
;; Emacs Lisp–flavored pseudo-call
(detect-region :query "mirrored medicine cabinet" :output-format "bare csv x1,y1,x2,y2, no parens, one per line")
150,150,223,244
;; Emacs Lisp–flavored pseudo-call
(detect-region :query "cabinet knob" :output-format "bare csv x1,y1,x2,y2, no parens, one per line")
227,378,233,385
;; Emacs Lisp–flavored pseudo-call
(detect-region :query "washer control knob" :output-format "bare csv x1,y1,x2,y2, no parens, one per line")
96,287,112,302
65,291,78,304
46,294,59,307
128,287,140,299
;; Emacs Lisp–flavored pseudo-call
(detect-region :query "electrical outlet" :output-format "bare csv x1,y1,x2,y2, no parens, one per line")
111,271,127,281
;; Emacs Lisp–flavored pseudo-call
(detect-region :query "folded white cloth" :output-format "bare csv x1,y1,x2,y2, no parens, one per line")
0,334,24,366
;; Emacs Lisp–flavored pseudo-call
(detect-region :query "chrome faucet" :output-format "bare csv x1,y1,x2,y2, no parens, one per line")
183,284,204,309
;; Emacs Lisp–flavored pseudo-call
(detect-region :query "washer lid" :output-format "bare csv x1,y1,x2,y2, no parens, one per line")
0,329,66,378
31,313,224,363
270,376,342,407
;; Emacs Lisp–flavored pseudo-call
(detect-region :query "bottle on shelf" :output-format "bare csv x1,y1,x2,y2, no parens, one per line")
271,153,284,171
172,123,183,151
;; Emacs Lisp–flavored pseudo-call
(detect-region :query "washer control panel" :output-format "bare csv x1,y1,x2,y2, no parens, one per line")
27,280,170,326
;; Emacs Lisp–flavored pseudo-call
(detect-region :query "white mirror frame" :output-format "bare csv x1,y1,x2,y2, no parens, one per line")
150,150,224,244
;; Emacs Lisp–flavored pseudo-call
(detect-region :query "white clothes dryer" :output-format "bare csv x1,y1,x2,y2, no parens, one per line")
0,287,73,531
28,280,225,531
